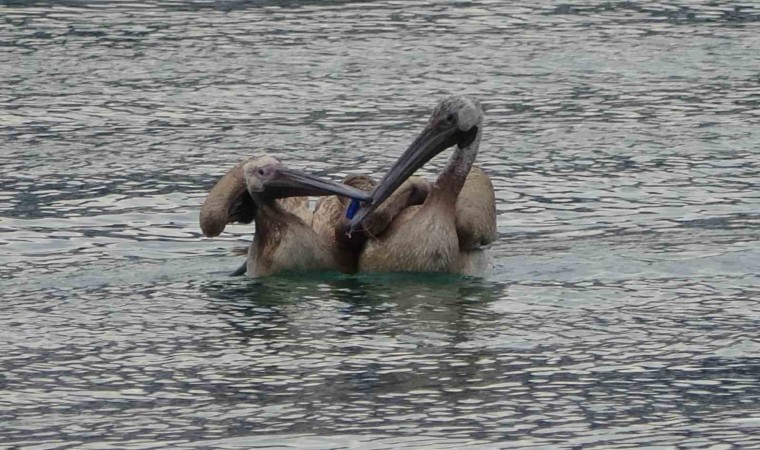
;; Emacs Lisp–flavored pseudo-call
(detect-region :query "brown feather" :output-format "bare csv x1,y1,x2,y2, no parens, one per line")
361,176,431,237
199,159,255,237
455,166,497,249
277,196,312,226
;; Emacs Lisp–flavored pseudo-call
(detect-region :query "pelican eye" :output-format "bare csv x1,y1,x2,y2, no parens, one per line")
446,112,457,124
258,168,266,176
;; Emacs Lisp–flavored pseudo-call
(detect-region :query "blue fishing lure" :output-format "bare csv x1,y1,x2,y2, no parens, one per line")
346,198,361,219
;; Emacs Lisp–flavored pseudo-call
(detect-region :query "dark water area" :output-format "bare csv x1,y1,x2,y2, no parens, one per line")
1,1,759,448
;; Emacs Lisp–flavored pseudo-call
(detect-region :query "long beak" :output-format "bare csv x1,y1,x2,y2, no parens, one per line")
264,167,372,201
347,123,461,229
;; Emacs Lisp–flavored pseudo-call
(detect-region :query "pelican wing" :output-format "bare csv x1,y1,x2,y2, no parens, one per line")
455,166,497,249
278,196,312,226
199,160,255,237
313,195,346,247
362,176,430,238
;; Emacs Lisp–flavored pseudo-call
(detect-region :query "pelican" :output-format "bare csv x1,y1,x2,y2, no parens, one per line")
348,95,497,274
199,156,371,277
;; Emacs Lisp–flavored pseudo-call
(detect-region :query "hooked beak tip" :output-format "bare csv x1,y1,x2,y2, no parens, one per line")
346,217,363,235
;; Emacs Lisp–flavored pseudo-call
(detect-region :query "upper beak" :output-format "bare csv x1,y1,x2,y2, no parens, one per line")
347,122,464,229
263,167,372,202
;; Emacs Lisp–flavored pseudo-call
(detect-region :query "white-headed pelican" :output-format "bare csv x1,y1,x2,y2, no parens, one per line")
348,95,497,274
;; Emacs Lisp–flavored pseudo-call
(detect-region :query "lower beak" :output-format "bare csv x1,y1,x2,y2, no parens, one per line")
266,168,372,201
348,124,460,228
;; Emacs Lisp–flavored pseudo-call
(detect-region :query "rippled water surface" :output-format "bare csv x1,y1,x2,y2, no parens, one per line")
2,0,759,448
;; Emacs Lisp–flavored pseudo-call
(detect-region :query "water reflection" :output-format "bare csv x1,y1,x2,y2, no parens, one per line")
192,274,760,445
202,274,506,345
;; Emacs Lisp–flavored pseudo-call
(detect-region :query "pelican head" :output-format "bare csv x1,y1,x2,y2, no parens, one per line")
200,155,370,238
348,95,483,229
242,156,372,201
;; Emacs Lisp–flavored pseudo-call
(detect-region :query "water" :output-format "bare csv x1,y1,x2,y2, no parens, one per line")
1,0,759,448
